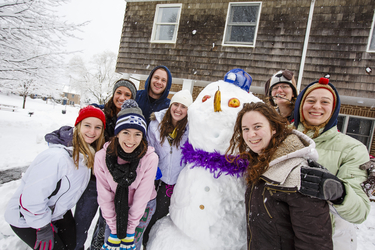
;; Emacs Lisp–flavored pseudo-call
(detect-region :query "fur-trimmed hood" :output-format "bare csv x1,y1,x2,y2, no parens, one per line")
261,130,318,188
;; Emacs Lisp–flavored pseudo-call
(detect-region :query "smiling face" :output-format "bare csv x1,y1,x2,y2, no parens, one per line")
117,128,143,153
148,68,168,99
271,83,294,106
79,117,104,144
241,111,276,154
170,102,188,126
113,86,132,112
302,88,334,126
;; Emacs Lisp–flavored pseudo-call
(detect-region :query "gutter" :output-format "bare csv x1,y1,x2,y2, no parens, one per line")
297,0,316,92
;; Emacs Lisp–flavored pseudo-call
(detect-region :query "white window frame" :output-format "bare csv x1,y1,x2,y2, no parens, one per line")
338,114,375,152
366,10,375,52
222,2,262,47
150,3,182,44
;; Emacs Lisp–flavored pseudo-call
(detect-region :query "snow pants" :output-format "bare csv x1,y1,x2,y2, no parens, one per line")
74,177,99,250
10,210,76,250
142,181,174,247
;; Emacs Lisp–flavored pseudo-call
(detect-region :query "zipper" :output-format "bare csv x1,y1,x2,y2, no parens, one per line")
262,186,273,219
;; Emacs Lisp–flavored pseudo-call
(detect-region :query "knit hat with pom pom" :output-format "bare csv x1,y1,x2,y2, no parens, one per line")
114,99,147,137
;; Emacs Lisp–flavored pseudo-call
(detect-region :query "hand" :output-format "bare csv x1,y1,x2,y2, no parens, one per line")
34,223,57,250
120,233,136,250
101,234,121,250
299,159,345,204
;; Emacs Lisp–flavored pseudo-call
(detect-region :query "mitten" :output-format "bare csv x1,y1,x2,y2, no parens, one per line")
102,234,121,250
120,233,136,250
300,159,345,204
360,158,375,199
155,167,162,180
34,223,57,250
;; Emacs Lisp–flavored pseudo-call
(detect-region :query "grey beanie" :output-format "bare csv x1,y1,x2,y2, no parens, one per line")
113,79,137,99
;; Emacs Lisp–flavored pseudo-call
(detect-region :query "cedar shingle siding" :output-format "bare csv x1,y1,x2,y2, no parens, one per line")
117,0,375,155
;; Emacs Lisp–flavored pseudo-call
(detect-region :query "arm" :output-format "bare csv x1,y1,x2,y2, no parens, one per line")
127,152,158,234
333,143,370,224
94,150,118,234
20,150,67,229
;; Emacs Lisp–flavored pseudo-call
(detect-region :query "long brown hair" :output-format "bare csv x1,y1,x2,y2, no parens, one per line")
104,79,137,120
106,135,148,158
225,102,292,185
159,106,188,148
72,122,105,169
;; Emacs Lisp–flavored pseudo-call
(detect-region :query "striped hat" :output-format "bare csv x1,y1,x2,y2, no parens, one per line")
114,100,147,137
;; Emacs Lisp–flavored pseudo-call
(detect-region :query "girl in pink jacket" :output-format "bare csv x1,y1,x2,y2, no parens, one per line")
95,99,158,250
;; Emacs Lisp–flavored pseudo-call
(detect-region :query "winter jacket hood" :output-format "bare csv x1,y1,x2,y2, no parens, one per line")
45,126,73,147
261,130,318,189
293,80,341,134
135,66,172,125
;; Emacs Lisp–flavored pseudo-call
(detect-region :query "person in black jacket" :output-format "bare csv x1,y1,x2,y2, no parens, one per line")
135,65,172,126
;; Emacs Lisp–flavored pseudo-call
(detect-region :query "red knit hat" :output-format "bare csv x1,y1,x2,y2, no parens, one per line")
75,106,106,129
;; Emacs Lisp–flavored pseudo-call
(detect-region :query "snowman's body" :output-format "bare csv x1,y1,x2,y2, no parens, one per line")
147,79,262,250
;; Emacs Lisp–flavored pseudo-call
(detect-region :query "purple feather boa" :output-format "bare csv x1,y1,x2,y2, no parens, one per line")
180,140,248,179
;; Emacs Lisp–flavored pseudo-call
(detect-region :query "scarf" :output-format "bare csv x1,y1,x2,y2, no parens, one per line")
105,144,145,239
181,141,248,178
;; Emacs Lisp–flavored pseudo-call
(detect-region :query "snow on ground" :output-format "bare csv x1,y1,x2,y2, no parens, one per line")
0,92,374,249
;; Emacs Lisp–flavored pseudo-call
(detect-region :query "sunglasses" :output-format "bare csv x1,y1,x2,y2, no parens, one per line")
275,70,294,81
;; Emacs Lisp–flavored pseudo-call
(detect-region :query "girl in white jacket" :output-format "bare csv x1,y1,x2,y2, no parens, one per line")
5,106,106,250
142,89,193,247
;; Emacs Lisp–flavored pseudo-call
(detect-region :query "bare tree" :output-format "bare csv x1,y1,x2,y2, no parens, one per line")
0,0,85,107
67,52,121,105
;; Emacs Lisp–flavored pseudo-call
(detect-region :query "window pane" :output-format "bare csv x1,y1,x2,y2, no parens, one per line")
347,118,372,135
227,26,255,42
337,116,345,132
158,7,179,23
231,5,259,23
155,25,175,40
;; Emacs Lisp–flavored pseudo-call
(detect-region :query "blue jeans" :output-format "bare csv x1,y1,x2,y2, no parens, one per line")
74,178,99,250
104,198,156,250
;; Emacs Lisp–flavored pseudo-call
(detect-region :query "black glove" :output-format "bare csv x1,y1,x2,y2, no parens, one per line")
300,159,345,204
34,223,57,250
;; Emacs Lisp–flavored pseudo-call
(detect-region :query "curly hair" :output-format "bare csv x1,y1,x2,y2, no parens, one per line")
158,106,188,148
225,102,292,185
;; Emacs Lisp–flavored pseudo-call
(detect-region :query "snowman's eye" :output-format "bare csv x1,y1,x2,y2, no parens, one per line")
228,98,240,108
202,95,211,103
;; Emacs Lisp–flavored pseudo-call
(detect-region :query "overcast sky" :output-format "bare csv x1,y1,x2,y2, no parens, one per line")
58,0,126,63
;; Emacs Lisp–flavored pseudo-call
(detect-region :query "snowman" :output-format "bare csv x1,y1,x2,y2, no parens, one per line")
147,69,262,250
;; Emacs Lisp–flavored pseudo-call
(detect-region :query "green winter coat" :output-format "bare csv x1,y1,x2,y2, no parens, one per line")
304,125,370,224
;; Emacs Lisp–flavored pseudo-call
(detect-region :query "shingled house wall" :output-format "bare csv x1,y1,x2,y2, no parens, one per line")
118,0,375,154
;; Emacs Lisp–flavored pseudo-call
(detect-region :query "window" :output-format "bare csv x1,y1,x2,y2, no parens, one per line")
151,4,182,43
337,115,375,152
222,2,262,47
72,94,75,98
367,10,375,52
65,93,68,97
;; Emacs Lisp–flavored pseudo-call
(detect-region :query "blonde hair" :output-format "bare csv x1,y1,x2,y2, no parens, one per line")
72,122,105,169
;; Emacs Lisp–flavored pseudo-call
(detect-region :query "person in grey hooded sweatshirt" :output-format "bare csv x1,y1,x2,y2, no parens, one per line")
5,106,105,250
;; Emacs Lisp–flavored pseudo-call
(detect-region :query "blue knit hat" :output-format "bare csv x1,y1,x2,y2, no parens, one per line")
115,100,147,137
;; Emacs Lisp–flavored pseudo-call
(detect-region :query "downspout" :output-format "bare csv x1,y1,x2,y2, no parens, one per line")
297,0,316,92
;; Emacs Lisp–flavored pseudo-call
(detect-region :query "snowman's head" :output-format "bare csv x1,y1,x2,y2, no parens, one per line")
188,80,262,154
